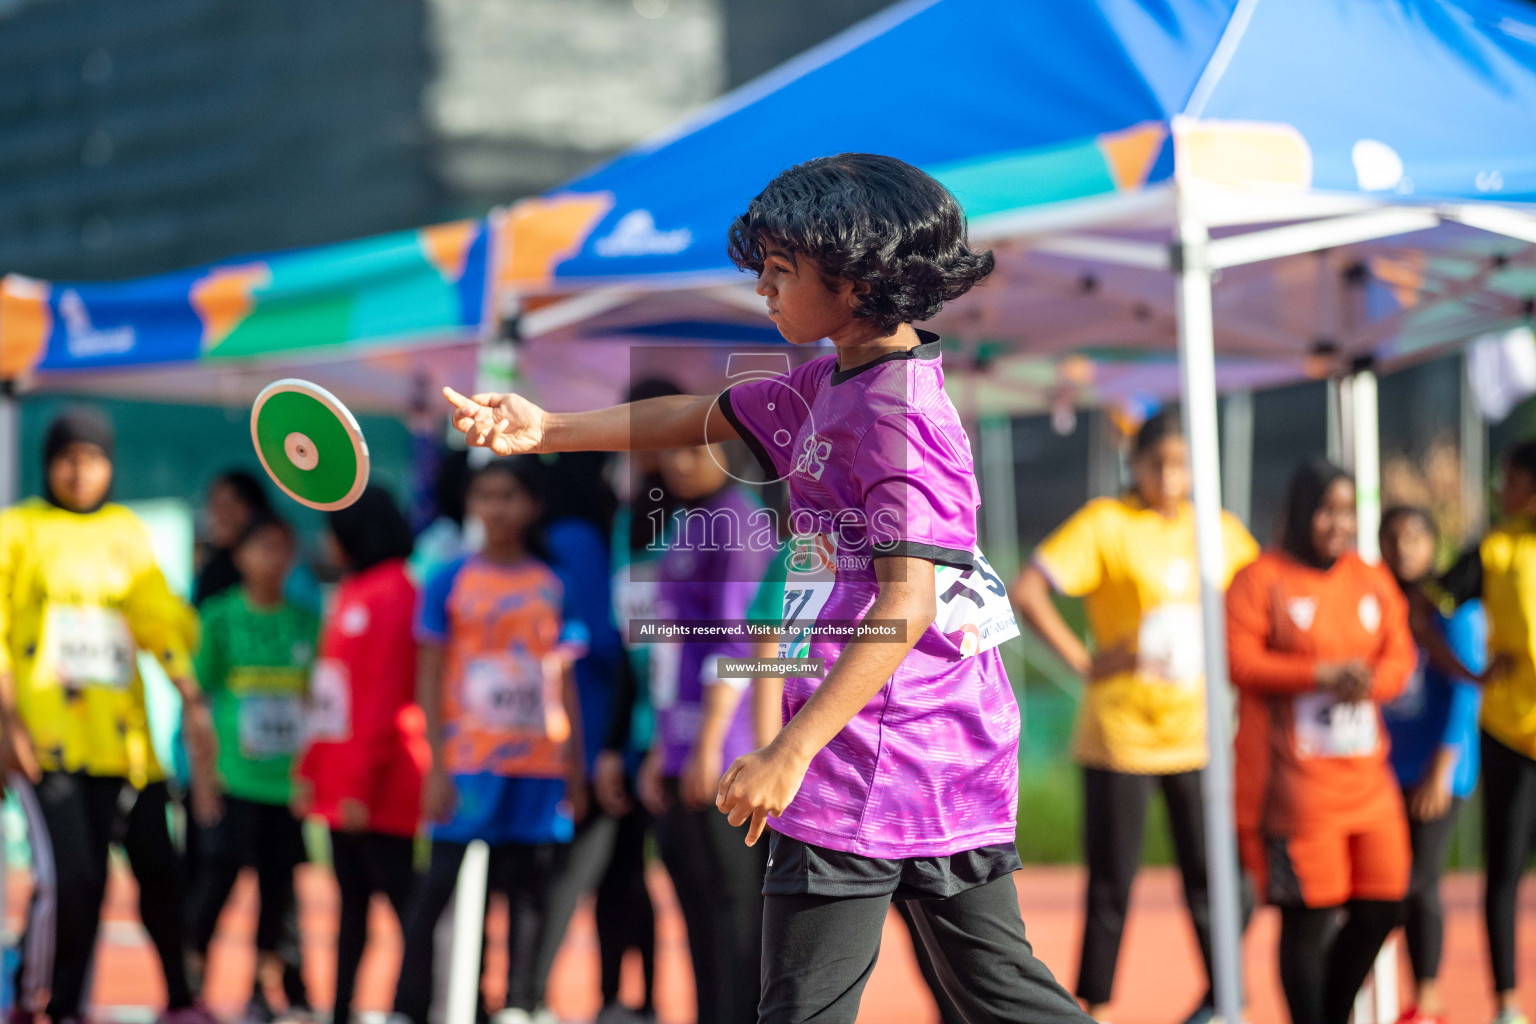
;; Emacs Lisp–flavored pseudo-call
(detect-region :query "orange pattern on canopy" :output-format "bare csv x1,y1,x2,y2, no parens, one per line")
0,275,53,380
495,193,615,291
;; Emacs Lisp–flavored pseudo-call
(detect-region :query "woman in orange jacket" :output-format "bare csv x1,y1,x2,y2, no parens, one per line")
1226,459,1416,1024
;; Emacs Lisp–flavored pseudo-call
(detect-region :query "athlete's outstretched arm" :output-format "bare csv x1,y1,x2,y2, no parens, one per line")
715,556,935,845
0,518,37,785
443,387,737,456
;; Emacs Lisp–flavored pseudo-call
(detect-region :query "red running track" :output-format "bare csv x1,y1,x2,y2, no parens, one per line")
29,866,1536,1024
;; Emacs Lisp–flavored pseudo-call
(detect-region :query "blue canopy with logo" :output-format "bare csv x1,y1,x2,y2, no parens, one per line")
505,0,1536,290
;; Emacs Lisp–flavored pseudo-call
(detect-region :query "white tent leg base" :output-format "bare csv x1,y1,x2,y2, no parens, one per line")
1352,938,1399,1024
446,840,491,1024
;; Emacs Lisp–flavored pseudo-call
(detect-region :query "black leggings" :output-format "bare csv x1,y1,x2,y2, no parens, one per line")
186,796,310,1007
1278,900,1401,1024
1077,766,1248,1006
532,803,619,1006
1402,792,1464,983
13,773,192,1020
1481,730,1536,993
656,778,766,1024
393,839,564,1022
760,873,1092,1024
329,830,417,1024
595,800,657,1011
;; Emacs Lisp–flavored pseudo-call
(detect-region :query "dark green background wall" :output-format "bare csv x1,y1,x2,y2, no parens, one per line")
15,393,414,541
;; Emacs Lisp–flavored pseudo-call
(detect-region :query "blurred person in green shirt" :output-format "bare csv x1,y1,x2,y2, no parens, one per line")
185,513,317,1024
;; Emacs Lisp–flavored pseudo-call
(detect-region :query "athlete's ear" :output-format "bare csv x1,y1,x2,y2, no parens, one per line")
845,279,871,310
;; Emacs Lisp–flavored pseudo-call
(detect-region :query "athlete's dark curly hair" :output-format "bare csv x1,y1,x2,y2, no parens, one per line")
726,154,994,333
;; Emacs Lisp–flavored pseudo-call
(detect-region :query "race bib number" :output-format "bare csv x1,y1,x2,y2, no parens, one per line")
649,642,682,710
44,606,136,689
239,695,306,758
462,651,549,734
1137,604,1203,685
308,659,351,742
780,533,838,660
933,550,1020,657
779,581,835,660
1295,694,1379,758
778,537,1020,660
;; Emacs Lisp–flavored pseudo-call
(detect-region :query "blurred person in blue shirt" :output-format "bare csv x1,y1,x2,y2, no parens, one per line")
1380,505,1485,1024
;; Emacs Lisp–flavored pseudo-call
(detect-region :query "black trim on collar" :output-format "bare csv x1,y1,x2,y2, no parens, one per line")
719,387,779,481
829,329,942,386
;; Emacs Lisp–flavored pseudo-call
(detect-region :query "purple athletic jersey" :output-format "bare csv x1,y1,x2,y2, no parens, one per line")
719,331,1021,858
653,485,772,777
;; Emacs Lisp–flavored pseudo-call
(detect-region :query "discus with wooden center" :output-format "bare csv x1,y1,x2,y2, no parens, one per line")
250,379,370,510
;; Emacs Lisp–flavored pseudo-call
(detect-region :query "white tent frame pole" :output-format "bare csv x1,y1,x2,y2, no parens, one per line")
1221,390,1254,528
1461,354,1489,539
1441,203,1536,246
0,383,17,509
521,286,637,339
1206,207,1439,269
471,291,521,470
1025,206,1443,273
1346,367,1393,1024
1327,377,1345,465
1352,368,1382,563
1173,194,1245,1024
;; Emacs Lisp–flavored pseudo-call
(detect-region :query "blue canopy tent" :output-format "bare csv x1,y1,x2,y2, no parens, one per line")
486,1,1536,1016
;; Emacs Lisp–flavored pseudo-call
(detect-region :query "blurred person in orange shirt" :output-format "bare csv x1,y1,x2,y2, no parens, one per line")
1013,411,1257,1024
393,458,587,1024
1227,459,1415,1024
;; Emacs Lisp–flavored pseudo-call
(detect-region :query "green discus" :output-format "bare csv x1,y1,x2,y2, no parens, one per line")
250,379,370,510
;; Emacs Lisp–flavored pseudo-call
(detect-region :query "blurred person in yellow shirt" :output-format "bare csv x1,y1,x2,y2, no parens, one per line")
0,407,219,1024
1011,411,1258,1024
1431,438,1536,1024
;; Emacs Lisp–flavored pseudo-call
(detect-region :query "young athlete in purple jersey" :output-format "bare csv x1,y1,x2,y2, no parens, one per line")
444,154,1093,1024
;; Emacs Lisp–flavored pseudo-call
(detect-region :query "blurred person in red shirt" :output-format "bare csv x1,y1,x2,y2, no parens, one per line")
1227,460,1415,1024
294,486,427,1024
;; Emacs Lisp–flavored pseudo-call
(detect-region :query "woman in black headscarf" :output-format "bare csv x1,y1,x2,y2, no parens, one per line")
2,407,218,1024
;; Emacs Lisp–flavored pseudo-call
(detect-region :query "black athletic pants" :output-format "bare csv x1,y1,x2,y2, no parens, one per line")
1481,730,1536,993
1078,766,1244,1007
329,830,416,1024
894,902,965,1024
595,800,657,1010
1277,900,1402,1024
393,839,564,1023
760,872,1091,1024
532,801,618,1005
1401,791,1464,983
185,796,310,1007
531,795,660,1014
14,773,193,1020
655,778,766,1024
